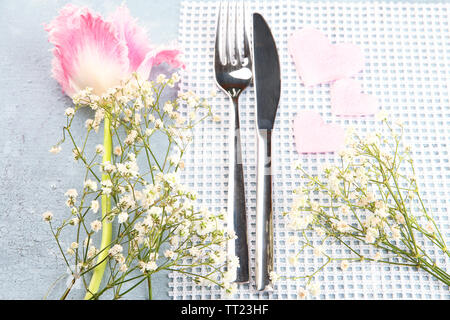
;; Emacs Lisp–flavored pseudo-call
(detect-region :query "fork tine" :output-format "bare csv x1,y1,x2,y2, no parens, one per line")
214,2,223,66
225,1,231,65
234,2,241,66
242,1,250,60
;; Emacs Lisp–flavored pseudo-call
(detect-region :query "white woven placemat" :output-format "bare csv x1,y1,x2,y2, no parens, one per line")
170,0,450,299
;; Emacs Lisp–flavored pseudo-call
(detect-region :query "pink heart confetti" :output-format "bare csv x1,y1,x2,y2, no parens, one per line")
330,78,379,116
288,27,365,87
293,111,345,154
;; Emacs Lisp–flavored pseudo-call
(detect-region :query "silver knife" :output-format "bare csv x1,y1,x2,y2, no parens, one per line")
252,13,281,291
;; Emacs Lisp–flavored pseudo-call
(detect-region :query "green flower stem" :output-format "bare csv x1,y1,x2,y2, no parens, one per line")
84,114,113,300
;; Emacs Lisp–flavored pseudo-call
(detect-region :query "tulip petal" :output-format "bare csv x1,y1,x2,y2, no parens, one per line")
137,47,185,80
45,5,129,97
109,5,152,73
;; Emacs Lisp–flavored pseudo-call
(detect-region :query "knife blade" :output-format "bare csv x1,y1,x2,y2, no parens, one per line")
252,12,281,291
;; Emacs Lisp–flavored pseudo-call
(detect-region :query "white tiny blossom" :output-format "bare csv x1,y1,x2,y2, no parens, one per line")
65,189,78,198
156,74,166,84
391,226,401,240
297,287,308,299
143,261,157,272
228,256,240,270
65,189,78,207
395,213,406,225
373,252,382,262
42,211,53,222
145,128,154,137
101,180,113,195
288,255,298,266
65,107,75,117
85,119,94,129
154,119,163,129
424,222,434,234
375,110,388,121
91,200,99,214
70,217,79,226
164,250,175,259
119,264,128,273
95,144,104,154
340,206,350,216
269,271,280,283
287,235,300,245
335,220,350,233
314,227,325,237
307,282,321,297
109,244,123,256
91,220,102,232
118,211,128,224
49,146,62,154
340,260,350,271
84,179,97,191
114,146,122,156
365,232,376,244
313,245,324,257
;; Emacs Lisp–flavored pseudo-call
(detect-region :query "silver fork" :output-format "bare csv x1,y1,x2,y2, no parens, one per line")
214,1,252,283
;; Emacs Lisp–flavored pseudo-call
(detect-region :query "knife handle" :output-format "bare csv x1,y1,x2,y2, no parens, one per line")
255,128,274,291
227,98,249,283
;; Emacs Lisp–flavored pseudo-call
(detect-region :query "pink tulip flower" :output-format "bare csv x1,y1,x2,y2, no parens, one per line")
45,4,184,98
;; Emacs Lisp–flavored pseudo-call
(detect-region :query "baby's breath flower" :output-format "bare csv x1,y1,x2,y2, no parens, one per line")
90,220,102,232
109,244,123,256
70,217,79,226
67,248,75,256
95,144,104,154
154,119,163,129
307,282,321,297
118,211,128,224
114,146,122,156
373,252,382,262
84,179,97,192
72,147,82,161
395,213,405,225
297,287,308,299
340,260,350,271
91,200,99,214
164,250,175,259
49,146,62,154
287,235,300,245
119,264,128,273
156,74,166,84
101,180,113,195
269,271,280,283
390,225,401,240
65,189,78,207
288,255,298,266
42,211,53,222
70,242,79,250
375,110,388,121
313,246,324,257
286,119,450,290
424,222,434,234
45,72,236,299
65,107,75,117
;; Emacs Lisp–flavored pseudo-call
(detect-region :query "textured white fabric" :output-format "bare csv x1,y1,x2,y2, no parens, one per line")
170,0,450,299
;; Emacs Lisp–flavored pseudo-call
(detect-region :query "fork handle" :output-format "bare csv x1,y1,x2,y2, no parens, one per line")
255,128,273,291
227,97,249,283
